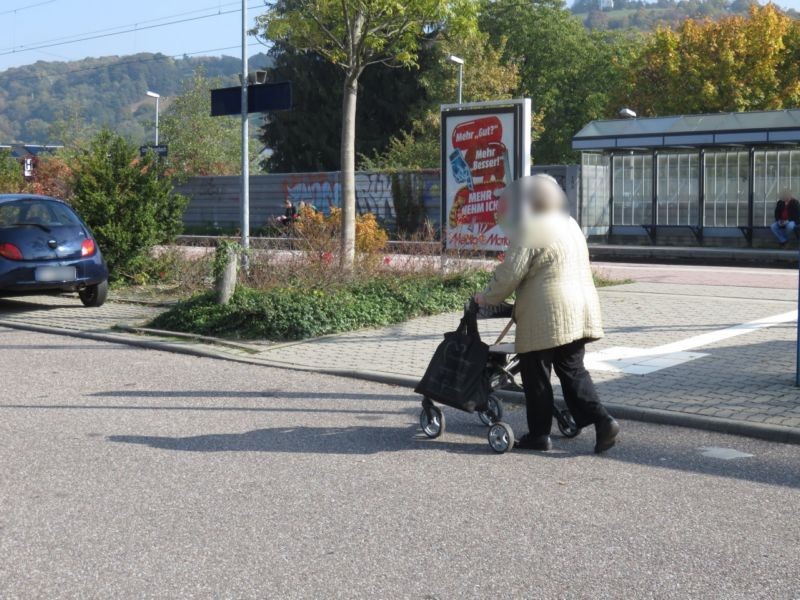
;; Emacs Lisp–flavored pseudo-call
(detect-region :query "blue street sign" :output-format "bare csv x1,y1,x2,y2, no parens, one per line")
210,81,292,117
140,145,168,157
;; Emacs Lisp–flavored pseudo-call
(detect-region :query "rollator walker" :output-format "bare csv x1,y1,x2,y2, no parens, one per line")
418,301,580,453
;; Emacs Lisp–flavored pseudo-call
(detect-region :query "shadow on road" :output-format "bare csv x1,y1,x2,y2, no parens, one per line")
106,418,800,489
88,390,412,401
107,425,487,456
0,297,75,312
1,403,409,416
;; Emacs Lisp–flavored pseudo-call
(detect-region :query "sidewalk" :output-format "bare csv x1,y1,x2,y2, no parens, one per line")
2,279,800,443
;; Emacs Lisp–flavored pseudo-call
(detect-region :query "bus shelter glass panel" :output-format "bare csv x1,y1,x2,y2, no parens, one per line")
753,149,800,226
580,152,610,233
703,150,749,227
612,153,652,226
657,152,699,226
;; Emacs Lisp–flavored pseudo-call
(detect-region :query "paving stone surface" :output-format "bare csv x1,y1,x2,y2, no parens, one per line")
0,295,160,331
2,280,799,432
258,282,800,430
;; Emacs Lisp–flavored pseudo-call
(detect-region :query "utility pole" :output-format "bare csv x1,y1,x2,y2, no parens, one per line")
241,0,250,255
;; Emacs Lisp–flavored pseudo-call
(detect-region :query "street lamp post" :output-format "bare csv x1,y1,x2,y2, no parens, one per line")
146,91,160,145
448,55,464,104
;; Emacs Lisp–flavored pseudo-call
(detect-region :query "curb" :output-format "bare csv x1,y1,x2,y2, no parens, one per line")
493,391,800,446
3,319,799,446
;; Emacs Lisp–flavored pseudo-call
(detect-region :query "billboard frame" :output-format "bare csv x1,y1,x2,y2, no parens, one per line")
440,98,532,251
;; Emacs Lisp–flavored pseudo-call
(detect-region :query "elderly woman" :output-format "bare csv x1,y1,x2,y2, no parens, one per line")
475,175,619,453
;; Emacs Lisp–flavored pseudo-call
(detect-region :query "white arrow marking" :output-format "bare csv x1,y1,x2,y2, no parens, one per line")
585,310,797,375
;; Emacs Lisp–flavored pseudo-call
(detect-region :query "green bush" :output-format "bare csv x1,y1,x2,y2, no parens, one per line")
70,129,188,281
150,270,492,341
0,149,23,193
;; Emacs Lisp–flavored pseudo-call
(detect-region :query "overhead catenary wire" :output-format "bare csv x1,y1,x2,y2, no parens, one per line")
0,3,264,57
0,1,243,49
0,0,57,17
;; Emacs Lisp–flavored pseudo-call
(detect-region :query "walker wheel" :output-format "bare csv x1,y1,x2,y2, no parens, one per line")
420,404,445,439
488,422,515,454
478,394,504,426
557,409,580,438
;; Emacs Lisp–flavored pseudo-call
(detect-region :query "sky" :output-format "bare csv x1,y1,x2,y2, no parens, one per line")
0,0,267,71
1,0,800,72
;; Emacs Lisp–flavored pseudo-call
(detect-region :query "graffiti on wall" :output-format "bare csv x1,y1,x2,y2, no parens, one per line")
179,170,443,229
282,174,340,213
281,172,395,218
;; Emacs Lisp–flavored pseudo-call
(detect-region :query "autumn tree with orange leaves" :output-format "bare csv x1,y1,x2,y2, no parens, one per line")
614,4,800,117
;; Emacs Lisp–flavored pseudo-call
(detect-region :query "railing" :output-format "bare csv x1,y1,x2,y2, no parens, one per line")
175,235,442,254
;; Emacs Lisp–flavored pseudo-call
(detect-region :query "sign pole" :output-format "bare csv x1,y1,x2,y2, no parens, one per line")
796,246,799,386
241,0,250,258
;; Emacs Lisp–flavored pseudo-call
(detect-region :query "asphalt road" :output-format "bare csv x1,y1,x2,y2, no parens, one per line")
1,326,799,599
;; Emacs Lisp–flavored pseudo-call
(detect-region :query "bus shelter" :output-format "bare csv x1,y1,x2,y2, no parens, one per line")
573,110,800,246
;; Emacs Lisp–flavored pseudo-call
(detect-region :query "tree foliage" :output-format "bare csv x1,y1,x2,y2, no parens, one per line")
0,149,23,194
261,46,430,172
70,129,187,279
256,0,460,266
481,0,633,163
615,4,800,116
0,53,272,144
25,156,74,199
362,26,520,169
161,70,250,177
573,0,800,32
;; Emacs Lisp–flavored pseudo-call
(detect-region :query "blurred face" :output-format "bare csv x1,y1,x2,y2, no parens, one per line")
493,176,570,249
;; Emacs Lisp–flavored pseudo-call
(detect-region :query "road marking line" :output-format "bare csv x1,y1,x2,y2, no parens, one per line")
586,311,796,375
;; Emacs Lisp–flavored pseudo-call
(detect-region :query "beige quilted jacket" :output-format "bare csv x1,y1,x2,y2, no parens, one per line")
482,217,604,354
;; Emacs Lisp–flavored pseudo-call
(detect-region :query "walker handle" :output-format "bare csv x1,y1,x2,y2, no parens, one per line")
493,319,514,345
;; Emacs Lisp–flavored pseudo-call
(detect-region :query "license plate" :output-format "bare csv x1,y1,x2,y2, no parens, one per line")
36,266,76,282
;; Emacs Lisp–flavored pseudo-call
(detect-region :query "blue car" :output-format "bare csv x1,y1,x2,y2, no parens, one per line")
0,194,109,307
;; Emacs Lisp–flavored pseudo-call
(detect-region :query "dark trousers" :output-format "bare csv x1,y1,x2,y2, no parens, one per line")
518,339,609,436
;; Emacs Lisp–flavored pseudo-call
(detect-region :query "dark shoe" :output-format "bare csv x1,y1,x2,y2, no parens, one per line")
516,434,552,451
594,417,620,454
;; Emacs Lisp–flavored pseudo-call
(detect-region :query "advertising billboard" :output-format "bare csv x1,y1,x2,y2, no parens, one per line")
441,100,531,251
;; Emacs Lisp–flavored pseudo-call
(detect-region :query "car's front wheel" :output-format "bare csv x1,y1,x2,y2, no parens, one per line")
79,280,108,307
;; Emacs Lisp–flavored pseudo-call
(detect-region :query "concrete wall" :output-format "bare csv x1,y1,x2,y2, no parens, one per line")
177,170,441,231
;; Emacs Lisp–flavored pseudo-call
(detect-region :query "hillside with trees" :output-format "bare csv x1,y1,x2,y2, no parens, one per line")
2,0,800,173
572,0,799,31
0,52,272,144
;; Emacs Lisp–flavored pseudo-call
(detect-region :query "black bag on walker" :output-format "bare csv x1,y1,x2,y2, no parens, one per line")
414,309,491,413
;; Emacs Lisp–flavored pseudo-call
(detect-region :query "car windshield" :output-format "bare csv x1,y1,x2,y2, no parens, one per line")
0,199,82,228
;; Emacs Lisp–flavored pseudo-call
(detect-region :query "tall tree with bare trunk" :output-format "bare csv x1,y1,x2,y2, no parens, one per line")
256,0,465,268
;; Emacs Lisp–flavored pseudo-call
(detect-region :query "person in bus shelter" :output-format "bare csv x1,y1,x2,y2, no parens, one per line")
473,174,619,454
770,190,800,248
